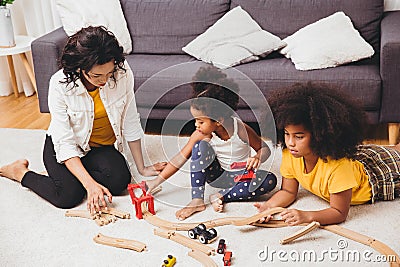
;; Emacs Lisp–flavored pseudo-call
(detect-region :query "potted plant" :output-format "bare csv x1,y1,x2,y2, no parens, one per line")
1,0,15,6
0,0,16,47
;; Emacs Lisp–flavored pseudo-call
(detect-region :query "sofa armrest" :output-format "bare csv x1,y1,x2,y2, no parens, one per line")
32,27,68,113
380,11,400,122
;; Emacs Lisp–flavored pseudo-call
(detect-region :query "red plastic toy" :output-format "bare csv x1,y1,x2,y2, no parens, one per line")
127,181,155,219
223,251,232,266
230,162,256,182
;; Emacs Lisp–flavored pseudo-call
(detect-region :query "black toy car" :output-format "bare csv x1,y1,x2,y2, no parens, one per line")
188,223,217,244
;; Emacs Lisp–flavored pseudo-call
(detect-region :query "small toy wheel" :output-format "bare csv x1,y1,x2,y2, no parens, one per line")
188,229,197,239
163,259,169,264
208,228,217,238
199,234,208,244
167,255,173,259
197,223,206,231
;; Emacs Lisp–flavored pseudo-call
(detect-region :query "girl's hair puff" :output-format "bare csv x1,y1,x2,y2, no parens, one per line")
190,66,239,120
60,26,126,87
268,82,367,160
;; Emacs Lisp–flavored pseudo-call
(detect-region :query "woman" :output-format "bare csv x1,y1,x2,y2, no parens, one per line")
0,26,165,214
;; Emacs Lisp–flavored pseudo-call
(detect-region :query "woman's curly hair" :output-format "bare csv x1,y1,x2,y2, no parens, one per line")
60,26,126,87
268,82,367,160
190,66,240,121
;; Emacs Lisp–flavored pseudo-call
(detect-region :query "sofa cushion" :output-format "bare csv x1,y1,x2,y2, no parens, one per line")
280,12,374,70
119,0,230,54
55,0,132,53
182,6,285,69
231,0,384,52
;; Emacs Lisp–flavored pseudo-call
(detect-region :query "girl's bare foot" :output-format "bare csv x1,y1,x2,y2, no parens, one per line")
209,193,224,213
0,159,30,182
175,198,206,221
253,202,268,212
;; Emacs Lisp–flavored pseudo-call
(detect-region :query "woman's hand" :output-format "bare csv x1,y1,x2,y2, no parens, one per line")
85,181,113,215
140,162,167,176
246,156,260,170
280,209,311,226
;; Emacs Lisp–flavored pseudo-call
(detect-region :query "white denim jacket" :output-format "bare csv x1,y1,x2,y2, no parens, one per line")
47,62,144,163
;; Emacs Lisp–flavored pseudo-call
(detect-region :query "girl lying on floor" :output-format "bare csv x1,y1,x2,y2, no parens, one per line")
254,82,400,225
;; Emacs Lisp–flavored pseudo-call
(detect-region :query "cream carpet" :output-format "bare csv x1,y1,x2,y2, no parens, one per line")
0,128,399,267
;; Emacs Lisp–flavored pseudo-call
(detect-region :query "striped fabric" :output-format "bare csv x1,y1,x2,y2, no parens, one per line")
355,144,400,203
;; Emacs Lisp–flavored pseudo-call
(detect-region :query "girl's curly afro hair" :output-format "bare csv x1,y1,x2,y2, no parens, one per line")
267,82,367,160
190,66,239,121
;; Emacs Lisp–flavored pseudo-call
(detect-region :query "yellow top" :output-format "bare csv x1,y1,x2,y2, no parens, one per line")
88,89,116,147
280,149,372,205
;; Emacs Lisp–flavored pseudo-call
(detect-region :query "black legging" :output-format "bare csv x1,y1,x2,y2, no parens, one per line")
21,135,131,209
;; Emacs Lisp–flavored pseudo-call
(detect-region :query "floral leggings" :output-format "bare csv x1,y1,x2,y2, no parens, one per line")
190,140,277,202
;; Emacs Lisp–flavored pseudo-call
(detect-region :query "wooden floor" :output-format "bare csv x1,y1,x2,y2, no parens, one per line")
0,93,50,129
0,93,391,145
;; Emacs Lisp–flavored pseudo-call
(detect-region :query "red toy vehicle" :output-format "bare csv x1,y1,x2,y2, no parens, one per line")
230,162,256,182
223,251,232,266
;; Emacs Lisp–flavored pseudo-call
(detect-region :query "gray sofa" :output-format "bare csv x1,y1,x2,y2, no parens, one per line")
32,0,400,143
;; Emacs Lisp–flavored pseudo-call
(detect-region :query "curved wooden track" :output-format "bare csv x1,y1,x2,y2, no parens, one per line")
93,233,146,252
188,249,218,267
280,221,320,244
154,228,215,255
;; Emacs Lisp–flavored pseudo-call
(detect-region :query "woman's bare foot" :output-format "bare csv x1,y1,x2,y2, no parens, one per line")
175,198,206,221
209,193,224,213
0,159,30,182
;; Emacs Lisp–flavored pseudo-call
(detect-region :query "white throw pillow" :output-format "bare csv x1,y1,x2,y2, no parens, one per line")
55,0,132,54
182,6,285,69
280,12,374,71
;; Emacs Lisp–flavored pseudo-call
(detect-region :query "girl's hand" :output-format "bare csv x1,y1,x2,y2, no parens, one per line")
280,209,311,226
253,202,272,223
246,156,260,170
86,182,113,215
140,162,167,176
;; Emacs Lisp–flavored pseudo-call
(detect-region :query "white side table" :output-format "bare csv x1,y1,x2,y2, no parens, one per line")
0,35,37,97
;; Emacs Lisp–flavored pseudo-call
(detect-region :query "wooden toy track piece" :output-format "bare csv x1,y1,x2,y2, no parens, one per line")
65,210,106,226
65,208,130,226
231,207,285,226
93,233,146,252
321,225,400,267
65,209,96,220
141,201,284,230
100,207,130,219
253,220,400,267
154,228,215,256
280,221,320,244
188,250,218,267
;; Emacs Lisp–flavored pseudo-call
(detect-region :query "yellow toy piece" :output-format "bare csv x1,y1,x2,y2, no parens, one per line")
162,255,176,267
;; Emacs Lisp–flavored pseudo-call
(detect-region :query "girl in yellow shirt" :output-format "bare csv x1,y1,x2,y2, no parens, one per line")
255,82,400,225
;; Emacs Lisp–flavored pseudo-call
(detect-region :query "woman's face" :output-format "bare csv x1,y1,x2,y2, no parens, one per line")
190,106,218,135
82,61,115,88
284,124,313,158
